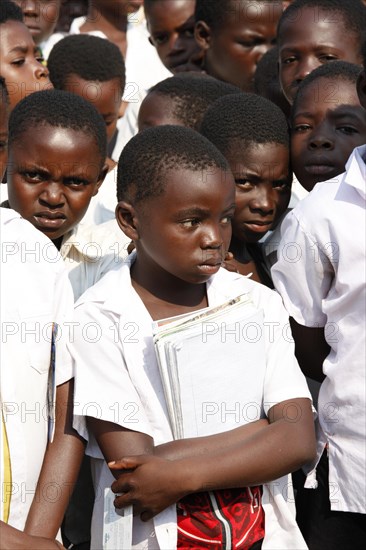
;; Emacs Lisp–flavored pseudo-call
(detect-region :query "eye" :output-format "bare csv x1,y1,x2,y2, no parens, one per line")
281,55,297,65
273,180,291,190
0,140,8,151
319,54,338,62
64,177,89,187
182,27,195,38
152,33,168,45
220,214,233,224
180,218,200,228
11,58,25,66
292,124,312,133
337,126,358,135
235,178,253,189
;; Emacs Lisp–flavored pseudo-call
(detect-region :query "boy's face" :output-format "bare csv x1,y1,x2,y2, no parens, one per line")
13,0,61,46
138,92,182,131
279,8,363,104
0,91,9,182
119,167,236,284
7,124,106,242
291,77,366,192
146,0,199,73
226,142,291,243
196,0,282,91
93,0,143,16
63,75,122,145
0,20,51,110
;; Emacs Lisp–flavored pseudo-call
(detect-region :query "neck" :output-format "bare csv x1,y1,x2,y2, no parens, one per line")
87,3,128,33
131,256,206,309
230,237,251,262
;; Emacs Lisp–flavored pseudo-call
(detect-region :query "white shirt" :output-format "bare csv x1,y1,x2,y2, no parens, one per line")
81,166,118,226
271,145,366,514
72,252,311,549
60,220,131,300
0,208,74,528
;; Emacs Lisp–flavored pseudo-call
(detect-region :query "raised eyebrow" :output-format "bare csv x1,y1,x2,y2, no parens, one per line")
9,45,28,55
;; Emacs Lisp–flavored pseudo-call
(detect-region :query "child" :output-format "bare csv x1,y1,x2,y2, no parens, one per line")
138,73,241,132
277,0,366,105
12,0,62,53
254,46,291,118
271,38,366,550
291,61,366,192
71,125,315,549
0,0,51,111
194,0,282,92
47,34,125,154
6,89,129,301
200,92,292,286
144,0,201,73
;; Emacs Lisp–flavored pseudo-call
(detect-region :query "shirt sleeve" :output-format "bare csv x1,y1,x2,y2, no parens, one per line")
271,209,334,327
71,301,153,441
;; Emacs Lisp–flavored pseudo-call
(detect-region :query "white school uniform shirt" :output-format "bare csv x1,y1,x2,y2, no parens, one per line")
72,252,311,549
59,220,131,300
80,166,118,226
271,145,366,514
0,208,74,528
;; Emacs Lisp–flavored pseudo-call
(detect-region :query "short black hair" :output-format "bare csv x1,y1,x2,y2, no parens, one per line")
0,0,23,24
147,73,241,130
253,46,290,115
117,125,230,203
9,89,107,164
278,0,366,49
200,93,289,156
48,34,125,92
292,61,363,116
195,0,281,30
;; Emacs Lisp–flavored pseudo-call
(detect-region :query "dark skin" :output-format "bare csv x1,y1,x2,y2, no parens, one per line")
0,523,64,550
85,167,316,522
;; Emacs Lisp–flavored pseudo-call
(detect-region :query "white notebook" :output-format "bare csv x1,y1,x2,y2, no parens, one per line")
153,294,266,440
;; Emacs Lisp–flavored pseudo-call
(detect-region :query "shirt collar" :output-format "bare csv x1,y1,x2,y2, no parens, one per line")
344,145,366,200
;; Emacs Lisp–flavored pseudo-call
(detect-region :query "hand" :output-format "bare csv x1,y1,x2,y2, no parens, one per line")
109,455,188,521
0,521,65,550
222,251,240,273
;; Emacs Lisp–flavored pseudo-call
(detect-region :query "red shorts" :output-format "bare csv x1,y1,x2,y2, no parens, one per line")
177,487,265,549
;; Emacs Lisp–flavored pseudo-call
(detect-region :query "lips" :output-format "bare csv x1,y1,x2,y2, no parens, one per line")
243,220,273,233
304,163,335,176
198,255,223,274
34,211,67,230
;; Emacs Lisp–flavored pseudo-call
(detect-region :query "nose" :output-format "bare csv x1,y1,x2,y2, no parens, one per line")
249,187,275,215
309,129,334,150
294,57,320,84
34,60,50,80
201,223,224,249
39,182,65,207
169,34,184,55
21,1,39,17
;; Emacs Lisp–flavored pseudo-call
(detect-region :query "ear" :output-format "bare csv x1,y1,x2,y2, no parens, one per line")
194,21,212,51
148,35,154,46
357,70,366,111
115,200,140,241
92,163,109,197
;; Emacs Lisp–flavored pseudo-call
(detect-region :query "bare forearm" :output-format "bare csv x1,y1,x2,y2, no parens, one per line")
0,522,64,550
155,419,269,461
24,381,85,538
179,399,316,494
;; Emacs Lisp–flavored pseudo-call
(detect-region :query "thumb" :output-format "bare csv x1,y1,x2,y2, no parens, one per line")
108,456,142,470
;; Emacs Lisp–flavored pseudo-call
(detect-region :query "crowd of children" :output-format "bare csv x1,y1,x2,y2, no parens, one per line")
1,0,365,549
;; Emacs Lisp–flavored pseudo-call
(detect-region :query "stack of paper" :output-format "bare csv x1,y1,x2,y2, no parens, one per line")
153,294,266,440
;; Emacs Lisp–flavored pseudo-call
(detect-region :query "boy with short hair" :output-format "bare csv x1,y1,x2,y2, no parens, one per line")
271,37,366,550
200,92,292,285
71,125,315,549
6,89,130,300
144,0,201,73
138,73,240,131
47,34,125,151
0,0,51,111
194,0,282,92
277,0,366,105
291,60,366,192
11,0,62,53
